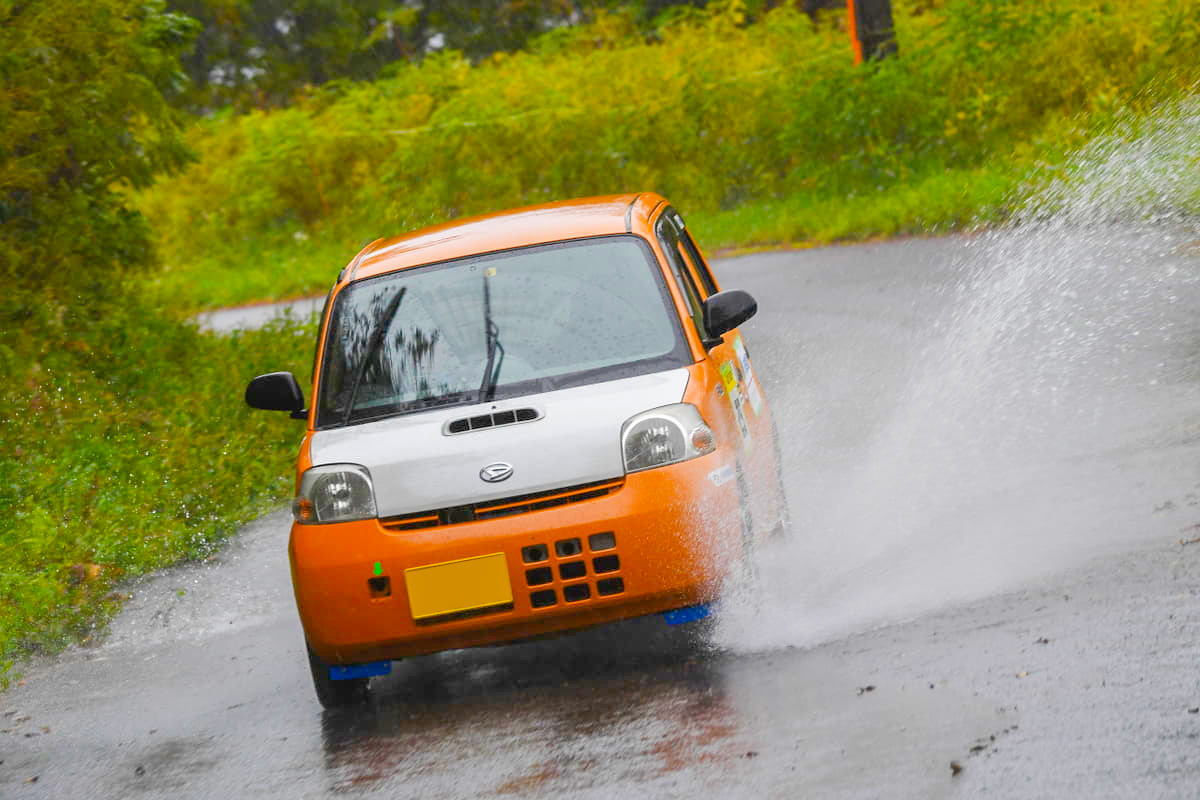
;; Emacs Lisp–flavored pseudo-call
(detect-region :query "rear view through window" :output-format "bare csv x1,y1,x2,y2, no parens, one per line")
317,236,690,427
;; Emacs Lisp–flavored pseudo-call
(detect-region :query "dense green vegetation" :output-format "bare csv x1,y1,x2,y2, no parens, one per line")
3,0,1200,685
0,298,311,681
171,0,610,108
0,0,311,683
168,0,840,109
141,0,1200,310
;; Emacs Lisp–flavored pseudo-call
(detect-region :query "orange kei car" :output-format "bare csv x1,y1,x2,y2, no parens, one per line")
246,193,788,708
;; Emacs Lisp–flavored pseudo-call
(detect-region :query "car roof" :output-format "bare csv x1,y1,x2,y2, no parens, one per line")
348,193,668,282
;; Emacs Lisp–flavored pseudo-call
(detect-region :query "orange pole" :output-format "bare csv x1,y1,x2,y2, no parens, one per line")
847,0,863,65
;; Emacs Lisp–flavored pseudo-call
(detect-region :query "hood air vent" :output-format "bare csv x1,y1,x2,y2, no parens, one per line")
445,407,541,435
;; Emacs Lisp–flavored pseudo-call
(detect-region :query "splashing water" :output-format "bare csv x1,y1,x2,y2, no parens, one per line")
718,96,1200,651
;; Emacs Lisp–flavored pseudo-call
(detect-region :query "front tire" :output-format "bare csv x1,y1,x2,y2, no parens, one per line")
306,643,369,709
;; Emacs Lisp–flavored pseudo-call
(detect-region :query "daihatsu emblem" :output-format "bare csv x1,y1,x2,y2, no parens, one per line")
480,462,513,483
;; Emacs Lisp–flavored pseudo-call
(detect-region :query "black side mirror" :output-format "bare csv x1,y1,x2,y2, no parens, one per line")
245,371,307,419
703,289,758,342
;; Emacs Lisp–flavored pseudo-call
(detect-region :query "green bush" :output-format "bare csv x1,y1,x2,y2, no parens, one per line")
0,288,313,681
139,0,1200,309
0,0,319,682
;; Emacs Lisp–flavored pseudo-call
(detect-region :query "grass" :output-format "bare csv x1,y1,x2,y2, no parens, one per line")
0,290,315,685
692,162,1024,251
151,228,353,310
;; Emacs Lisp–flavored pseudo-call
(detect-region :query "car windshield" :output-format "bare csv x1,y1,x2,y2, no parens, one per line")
316,235,691,428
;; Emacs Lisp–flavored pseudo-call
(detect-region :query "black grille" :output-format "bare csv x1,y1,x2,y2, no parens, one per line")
380,478,623,531
524,533,624,610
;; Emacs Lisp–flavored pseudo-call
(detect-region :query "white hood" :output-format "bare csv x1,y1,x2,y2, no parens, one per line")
310,369,690,517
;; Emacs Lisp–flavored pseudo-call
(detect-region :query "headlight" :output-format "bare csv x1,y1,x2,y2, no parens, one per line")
621,404,716,473
293,464,377,524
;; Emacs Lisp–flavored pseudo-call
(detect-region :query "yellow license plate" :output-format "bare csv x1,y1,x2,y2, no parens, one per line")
404,552,513,621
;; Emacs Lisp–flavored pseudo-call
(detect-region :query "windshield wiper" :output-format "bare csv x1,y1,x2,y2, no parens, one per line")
478,274,504,403
342,286,407,426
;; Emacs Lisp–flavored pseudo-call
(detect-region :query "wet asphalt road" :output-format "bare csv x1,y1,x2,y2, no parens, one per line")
5,236,1200,798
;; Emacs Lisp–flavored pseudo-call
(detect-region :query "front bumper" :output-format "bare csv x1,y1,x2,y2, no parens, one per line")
291,451,741,664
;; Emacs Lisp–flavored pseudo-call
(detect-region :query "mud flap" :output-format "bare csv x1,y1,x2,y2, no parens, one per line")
662,603,712,626
330,661,392,680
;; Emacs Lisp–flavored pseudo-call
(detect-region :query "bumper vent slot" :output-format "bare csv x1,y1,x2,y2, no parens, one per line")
445,407,542,434
559,561,586,580
563,584,591,603
592,555,620,574
555,538,582,558
380,478,624,531
522,544,548,563
530,589,557,608
597,577,624,596
588,532,616,551
525,566,553,586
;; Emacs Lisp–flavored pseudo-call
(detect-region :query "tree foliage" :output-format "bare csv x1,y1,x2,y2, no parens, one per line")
0,0,198,299
170,0,807,109
171,0,613,108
